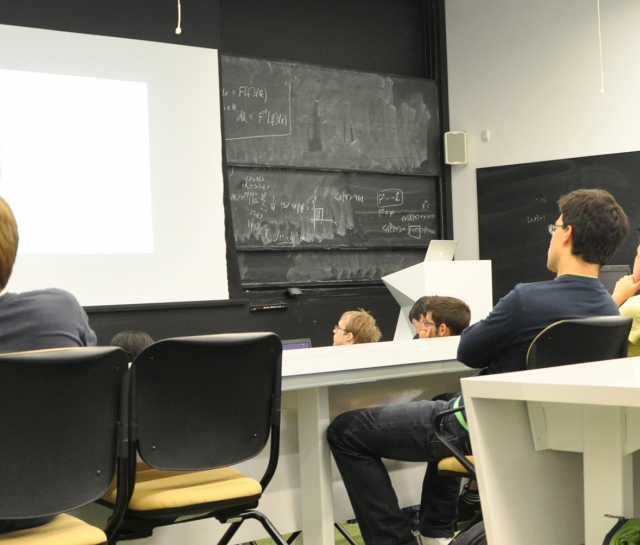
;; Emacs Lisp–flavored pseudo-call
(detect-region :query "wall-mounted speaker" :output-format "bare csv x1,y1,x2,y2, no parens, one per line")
444,131,468,165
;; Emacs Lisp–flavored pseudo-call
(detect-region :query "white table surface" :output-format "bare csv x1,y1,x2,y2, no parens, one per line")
283,336,466,545
462,357,640,545
282,336,466,388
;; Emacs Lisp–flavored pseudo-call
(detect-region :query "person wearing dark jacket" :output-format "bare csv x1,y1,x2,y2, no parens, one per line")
327,189,629,545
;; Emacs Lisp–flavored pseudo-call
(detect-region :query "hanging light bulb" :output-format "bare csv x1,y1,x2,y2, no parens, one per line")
175,0,182,34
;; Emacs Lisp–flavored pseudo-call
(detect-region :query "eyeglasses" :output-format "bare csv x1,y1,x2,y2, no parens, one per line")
334,325,348,332
548,223,564,235
423,320,441,329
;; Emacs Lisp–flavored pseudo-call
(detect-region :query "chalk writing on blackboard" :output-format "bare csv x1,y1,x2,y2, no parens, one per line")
378,189,403,208
229,167,438,249
221,55,441,175
223,80,292,140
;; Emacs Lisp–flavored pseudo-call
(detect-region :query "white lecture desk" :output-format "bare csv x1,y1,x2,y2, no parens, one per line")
461,357,640,545
282,336,468,545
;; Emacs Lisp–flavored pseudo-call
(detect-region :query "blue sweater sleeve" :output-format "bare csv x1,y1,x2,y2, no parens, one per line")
457,288,524,369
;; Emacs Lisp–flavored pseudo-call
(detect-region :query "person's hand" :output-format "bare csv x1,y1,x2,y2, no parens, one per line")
418,328,435,339
612,274,640,306
633,244,640,283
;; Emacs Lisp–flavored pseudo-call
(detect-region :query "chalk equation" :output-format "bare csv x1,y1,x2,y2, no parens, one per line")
223,82,292,140
526,214,547,224
228,168,439,249
377,188,403,208
221,55,441,175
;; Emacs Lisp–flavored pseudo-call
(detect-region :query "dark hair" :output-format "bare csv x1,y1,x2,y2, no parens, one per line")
409,296,434,322
558,189,629,266
0,197,19,291
427,296,471,335
110,330,154,361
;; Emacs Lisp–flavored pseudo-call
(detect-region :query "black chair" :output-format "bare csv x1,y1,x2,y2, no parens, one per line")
433,315,633,530
526,315,631,369
0,347,130,544
103,332,289,545
436,315,633,467
435,315,633,463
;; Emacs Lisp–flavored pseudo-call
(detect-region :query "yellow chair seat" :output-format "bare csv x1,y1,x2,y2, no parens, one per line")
437,455,474,475
0,514,106,545
103,463,262,512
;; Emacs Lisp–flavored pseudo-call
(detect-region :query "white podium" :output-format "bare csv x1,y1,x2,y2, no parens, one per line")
382,259,493,340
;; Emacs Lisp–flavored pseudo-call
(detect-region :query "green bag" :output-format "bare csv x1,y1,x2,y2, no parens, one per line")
603,516,640,545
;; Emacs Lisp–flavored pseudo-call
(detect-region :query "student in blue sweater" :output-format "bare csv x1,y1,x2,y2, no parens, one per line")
328,189,629,545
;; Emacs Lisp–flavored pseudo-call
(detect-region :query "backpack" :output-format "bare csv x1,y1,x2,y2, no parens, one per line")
603,516,640,544
450,521,486,545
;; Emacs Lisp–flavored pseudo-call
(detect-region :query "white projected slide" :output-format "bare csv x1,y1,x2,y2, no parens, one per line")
0,24,228,305
0,69,152,254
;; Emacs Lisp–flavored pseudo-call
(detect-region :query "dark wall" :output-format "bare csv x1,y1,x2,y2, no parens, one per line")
220,0,427,77
0,0,220,47
1,0,448,346
87,286,398,347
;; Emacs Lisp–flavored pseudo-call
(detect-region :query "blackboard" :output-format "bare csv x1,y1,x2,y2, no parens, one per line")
229,167,438,249
238,249,427,286
221,55,441,176
477,151,640,304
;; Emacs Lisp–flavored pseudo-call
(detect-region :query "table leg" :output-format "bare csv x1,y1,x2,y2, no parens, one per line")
297,386,335,545
583,405,633,545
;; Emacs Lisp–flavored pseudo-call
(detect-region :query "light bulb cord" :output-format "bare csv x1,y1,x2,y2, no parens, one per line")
597,0,604,93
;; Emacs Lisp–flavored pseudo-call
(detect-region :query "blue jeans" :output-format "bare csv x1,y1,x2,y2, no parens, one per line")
327,397,470,545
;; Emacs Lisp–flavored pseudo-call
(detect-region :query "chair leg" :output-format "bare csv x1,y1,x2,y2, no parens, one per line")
241,511,289,545
334,522,360,545
287,531,302,544
217,520,243,545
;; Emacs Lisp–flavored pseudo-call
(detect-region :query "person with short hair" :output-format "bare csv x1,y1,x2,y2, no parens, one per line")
110,330,154,361
458,188,629,376
0,197,96,354
0,196,97,534
333,308,382,346
328,189,629,545
409,296,433,338
417,296,470,339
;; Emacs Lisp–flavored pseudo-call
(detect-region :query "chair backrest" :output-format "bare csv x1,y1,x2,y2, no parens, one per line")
526,316,632,370
0,347,129,519
130,332,282,476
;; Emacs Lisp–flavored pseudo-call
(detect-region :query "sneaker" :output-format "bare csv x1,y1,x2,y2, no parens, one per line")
457,481,481,523
420,537,452,545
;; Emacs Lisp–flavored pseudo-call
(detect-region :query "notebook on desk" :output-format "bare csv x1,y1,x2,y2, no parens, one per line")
598,264,630,294
282,338,313,350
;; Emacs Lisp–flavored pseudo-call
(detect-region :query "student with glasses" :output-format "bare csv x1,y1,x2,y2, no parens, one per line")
409,296,470,339
328,189,630,545
332,308,382,346
418,297,470,340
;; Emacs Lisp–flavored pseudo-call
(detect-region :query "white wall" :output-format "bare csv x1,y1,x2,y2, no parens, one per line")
445,0,640,259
